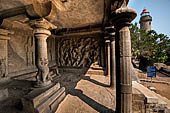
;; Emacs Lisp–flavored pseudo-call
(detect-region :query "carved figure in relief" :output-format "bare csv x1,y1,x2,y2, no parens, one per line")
58,37,101,67
36,58,51,83
24,36,34,66
0,57,6,77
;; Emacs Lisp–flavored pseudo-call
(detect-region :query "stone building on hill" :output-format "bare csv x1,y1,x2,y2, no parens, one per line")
139,9,152,32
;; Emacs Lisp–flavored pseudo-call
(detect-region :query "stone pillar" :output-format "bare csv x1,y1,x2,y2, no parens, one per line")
110,28,116,89
0,29,12,77
112,8,137,113
105,26,116,88
29,18,55,87
104,37,111,76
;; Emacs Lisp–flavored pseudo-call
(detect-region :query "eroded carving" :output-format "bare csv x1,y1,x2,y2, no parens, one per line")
24,36,35,66
36,58,51,84
58,37,101,67
0,57,6,77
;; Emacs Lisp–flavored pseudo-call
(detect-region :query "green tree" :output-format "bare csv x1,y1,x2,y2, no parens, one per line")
130,23,170,63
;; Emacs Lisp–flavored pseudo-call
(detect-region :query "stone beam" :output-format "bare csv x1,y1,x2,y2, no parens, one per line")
0,5,28,19
111,8,136,113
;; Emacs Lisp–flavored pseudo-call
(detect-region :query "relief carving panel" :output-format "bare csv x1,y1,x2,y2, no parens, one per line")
58,37,102,67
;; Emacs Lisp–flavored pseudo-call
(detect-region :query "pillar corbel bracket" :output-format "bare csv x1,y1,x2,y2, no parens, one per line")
112,8,137,28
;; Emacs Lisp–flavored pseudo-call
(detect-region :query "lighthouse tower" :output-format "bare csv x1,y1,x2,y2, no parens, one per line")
139,9,152,32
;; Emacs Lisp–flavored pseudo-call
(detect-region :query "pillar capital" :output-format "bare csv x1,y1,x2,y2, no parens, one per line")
33,28,51,39
104,26,115,41
111,8,137,29
104,36,110,42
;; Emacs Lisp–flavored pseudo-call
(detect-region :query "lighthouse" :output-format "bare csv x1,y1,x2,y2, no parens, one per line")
139,9,152,32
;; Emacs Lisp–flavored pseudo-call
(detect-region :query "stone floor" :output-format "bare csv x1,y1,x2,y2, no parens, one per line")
0,70,116,113
1,68,170,113
55,73,115,113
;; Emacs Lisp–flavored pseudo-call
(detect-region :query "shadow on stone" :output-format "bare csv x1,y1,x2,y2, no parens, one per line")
69,89,115,113
82,76,110,87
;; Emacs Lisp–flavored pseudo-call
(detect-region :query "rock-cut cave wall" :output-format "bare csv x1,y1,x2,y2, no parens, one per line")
0,21,105,78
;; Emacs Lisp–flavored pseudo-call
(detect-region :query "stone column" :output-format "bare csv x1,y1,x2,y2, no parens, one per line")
29,18,56,87
0,29,12,77
112,8,137,113
105,26,116,88
104,37,111,76
110,27,116,89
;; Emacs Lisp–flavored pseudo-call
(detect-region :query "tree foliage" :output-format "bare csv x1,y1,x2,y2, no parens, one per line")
130,22,170,63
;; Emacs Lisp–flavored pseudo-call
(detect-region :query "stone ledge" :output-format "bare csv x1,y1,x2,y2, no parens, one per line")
0,35,10,40
132,81,158,104
132,81,170,112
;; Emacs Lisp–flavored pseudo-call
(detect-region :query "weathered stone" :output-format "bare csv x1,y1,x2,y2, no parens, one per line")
112,7,137,113
0,88,8,101
22,83,65,113
0,29,12,77
104,37,111,76
30,18,55,87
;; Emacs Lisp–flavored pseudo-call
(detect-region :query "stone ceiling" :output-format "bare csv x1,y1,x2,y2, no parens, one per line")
0,0,129,29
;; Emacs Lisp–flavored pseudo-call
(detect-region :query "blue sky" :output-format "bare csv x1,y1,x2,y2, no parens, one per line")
128,0,170,38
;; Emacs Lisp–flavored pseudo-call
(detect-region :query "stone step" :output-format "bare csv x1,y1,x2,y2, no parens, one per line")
86,68,105,75
22,83,66,113
152,90,170,110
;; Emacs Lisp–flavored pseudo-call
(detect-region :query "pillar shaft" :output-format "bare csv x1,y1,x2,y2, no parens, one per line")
105,38,111,76
116,26,132,113
105,26,116,88
110,32,116,89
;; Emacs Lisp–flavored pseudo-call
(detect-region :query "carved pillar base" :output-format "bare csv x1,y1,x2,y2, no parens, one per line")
22,83,65,113
112,8,137,113
0,29,12,78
